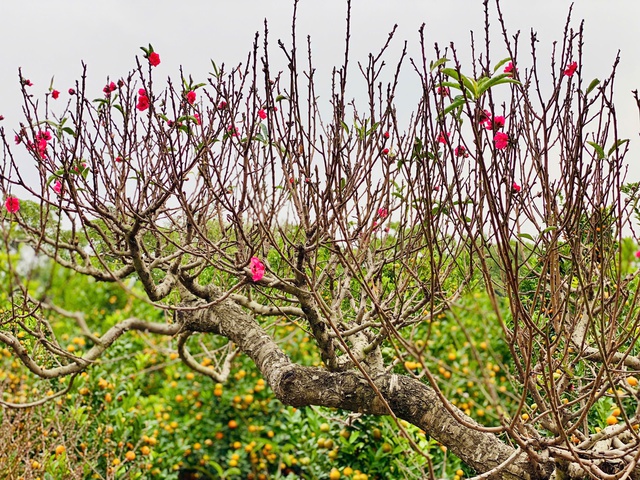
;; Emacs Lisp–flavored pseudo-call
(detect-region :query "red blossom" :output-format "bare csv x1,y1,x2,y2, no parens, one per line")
382,148,389,155
512,182,521,193
148,52,161,67
437,86,450,96
378,208,388,219
68,88,76,95
454,146,469,158
53,180,62,195
258,109,267,120
37,139,48,158
5,197,20,213
485,115,505,131
635,250,640,259
383,131,390,139
194,113,201,125
52,89,60,99
115,156,123,163
36,130,52,142
494,132,509,150
250,257,266,282
438,132,450,144
504,61,515,77
186,90,196,105
0,115,3,121
22,79,33,87
103,82,117,96
14,135,21,145
478,109,491,125
137,90,150,111
218,101,227,109
227,125,239,137
564,61,578,77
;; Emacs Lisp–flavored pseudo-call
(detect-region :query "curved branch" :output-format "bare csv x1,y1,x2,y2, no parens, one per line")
0,317,181,379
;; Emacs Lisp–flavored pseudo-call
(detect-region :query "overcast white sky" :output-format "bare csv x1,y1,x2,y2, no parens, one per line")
1,0,639,167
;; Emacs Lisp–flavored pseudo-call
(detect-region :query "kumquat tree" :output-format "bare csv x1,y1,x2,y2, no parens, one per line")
2,1,640,479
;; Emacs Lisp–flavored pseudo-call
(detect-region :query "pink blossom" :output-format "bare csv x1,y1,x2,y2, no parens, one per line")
22,79,33,87
36,130,52,142
52,90,60,99
5,197,19,213
512,182,521,193
438,132,450,144
478,109,491,125
486,116,505,131
186,90,196,105
37,139,48,158
250,257,266,282
194,113,201,125
383,131,390,139
454,146,469,158
382,148,389,155
68,88,76,95
14,135,21,145
103,82,117,96
504,61,515,77
635,250,640,259
148,52,161,67
227,125,239,137
115,156,123,163
494,132,509,150
137,90,150,111
437,86,450,96
258,109,267,120
53,180,62,195
378,208,388,219
564,61,578,77
218,101,227,109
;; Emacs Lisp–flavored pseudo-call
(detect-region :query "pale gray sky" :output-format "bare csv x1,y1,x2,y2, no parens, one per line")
1,1,639,160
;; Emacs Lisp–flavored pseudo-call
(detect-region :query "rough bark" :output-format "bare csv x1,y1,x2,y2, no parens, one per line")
179,295,550,480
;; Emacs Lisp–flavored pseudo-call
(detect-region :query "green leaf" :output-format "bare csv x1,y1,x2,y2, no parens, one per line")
607,139,629,157
493,57,513,73
365,122,379,137
518,233,535,242
340,121,350,134
62,127,76,137
439,81,463,91
441,97,466,117
542,226,558,234
441,68,477,98
209,60,221,78
476,74,521,96
275,95,287,102
587,141,606,160
430,57,449,71
585,78,600,95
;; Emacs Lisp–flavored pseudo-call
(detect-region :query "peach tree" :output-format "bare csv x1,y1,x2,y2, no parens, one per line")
2,2,640,479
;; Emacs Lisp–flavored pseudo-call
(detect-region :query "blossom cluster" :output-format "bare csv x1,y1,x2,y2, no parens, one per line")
137,89,150,111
